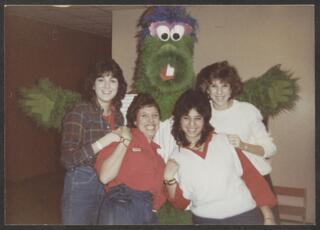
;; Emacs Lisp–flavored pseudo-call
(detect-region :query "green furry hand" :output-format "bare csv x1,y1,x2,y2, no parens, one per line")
22,92,55,124
20,78,81,130
238,65,299,118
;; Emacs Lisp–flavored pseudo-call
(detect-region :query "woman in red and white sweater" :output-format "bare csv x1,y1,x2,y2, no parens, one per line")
164,89,276,225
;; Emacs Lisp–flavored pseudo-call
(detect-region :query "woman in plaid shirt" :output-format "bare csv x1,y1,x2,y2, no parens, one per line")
60,59,127,225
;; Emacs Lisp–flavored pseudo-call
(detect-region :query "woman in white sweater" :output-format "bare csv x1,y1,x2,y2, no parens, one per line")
195,61,279,223
164,89,263,224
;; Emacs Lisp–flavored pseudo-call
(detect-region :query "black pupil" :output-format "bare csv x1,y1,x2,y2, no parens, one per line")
161,33,169,40
173,33,180,40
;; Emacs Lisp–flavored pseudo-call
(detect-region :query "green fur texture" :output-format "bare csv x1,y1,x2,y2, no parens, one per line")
133,36,195,120
157,202,192,224
19,78,81,130
238,65,299,118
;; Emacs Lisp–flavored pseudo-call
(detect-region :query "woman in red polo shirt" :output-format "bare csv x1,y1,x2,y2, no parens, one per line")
95,93,167,225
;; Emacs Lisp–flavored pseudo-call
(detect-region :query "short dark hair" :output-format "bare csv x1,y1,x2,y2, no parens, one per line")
172,89,213,147
195,61,243,99
84,59,127,111
126,93,161,128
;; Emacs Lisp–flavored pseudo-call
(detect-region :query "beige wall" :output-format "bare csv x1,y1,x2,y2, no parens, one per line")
113,5,315,223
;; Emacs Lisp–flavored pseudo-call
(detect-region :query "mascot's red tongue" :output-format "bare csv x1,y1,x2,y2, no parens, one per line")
160,64,175,81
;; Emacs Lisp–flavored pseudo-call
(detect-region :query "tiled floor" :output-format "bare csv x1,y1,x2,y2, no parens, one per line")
5,170,64,225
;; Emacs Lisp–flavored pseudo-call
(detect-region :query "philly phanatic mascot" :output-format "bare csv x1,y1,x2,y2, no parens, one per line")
19,6,299,224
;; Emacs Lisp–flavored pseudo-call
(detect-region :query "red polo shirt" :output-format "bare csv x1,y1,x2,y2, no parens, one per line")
95,128,167,210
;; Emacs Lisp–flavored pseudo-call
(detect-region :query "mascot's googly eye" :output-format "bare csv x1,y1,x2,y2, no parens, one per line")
170,24,185,41
156,25,170,41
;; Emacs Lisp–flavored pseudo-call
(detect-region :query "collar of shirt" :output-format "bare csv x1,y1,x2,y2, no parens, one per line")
92,100,115,115
129,128,160,154
185,131,214,159
89,101,123,129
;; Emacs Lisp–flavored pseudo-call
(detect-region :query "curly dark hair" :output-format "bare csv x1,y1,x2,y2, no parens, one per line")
172,89,213,148
195,61,243,100
126,93,161,128
84,59,127,111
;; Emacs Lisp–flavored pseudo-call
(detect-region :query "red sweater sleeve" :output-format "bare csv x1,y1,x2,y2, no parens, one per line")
236,149,277,207
152,185,168,210
95,142,119,174
167,184,191,210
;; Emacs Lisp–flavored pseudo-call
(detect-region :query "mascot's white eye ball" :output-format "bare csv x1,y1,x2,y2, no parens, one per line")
156,25,170,41
170,25,185,41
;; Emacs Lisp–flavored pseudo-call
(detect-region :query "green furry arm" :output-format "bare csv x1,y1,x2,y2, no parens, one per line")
238,65,299,118
19,78,82,130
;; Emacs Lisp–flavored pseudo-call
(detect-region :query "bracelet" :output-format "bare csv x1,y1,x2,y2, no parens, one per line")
120,137,131,147
119,136,130,143
95,141,103,151
121,140,128,147
163,178,177,185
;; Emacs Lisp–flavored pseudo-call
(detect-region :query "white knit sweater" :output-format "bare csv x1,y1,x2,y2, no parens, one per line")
210,100,277,175
170,134,256,219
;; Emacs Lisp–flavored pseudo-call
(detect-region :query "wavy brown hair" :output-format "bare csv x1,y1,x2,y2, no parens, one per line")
84,59,127,111
195,61,243,100
126,93,161,128
172,89,213,148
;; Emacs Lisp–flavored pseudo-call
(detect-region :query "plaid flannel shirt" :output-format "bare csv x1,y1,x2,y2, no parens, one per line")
60,102,124,170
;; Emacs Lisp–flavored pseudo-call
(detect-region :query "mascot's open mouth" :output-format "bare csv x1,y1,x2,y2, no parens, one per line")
160,64,175,81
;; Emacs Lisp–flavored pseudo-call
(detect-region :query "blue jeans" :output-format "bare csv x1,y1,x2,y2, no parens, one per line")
98,184,158,225
61,165,105,225
192,208,263,225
